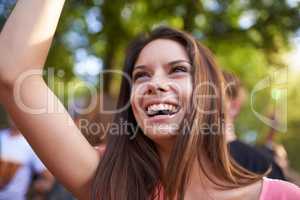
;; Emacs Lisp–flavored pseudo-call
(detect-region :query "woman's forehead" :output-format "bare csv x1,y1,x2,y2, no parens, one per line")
134,39,189,68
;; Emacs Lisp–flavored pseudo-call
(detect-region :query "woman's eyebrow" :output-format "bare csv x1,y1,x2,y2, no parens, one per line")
133,59,191,72
168,60,191,65
133,65,147,71
132,65,147,76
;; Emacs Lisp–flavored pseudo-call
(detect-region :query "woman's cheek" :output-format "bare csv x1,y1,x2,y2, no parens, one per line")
178,78,193,102
130,88,144,124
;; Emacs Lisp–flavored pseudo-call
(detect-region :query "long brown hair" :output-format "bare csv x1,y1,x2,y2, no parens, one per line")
91,27,262,200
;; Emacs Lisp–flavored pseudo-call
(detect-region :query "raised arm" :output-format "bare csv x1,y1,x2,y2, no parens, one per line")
0,1,99,199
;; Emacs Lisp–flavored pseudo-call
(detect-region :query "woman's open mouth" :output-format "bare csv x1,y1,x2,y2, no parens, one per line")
145,103,181,117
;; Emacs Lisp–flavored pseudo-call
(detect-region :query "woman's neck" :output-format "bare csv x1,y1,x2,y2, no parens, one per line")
155,138,174,169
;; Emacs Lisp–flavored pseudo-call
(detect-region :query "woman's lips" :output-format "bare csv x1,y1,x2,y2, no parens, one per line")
144,107,181,124
140,97,182,124
142,98,179,111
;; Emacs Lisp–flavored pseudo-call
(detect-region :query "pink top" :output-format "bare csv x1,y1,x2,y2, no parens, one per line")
154,178,300,200
259,177,300,200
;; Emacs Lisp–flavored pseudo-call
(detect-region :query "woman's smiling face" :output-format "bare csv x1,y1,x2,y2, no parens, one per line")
131,39,193,141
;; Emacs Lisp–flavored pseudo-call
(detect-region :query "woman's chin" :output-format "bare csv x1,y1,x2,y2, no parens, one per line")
143,124,178,140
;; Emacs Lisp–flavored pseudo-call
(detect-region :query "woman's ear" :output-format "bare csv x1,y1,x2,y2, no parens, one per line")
229,99,241,118
228,87,248,119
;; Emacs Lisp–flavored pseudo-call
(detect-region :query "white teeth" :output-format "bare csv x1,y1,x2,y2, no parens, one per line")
146,103,178,115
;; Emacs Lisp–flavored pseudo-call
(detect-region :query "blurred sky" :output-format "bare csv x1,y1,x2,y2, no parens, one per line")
286,33,300,73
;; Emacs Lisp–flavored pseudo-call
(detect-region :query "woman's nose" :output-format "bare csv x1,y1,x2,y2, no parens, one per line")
145,79,171,95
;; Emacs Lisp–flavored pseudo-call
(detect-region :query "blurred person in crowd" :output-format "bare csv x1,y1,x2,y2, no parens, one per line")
0,117,54,200
46,182,75,200
259,117,300,185
223,71,286,180
259,116,289,169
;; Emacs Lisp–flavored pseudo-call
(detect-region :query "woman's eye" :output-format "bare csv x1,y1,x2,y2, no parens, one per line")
171,66,188,73
133,72,150,81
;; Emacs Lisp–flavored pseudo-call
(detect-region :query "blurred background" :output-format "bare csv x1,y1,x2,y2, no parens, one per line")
0,0,299,198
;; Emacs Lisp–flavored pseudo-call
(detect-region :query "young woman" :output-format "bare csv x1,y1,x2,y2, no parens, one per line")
0,1,299,200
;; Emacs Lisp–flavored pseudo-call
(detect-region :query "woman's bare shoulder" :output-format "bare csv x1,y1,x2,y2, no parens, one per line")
243,179,263,200
260,178,300,199
213,179,263,200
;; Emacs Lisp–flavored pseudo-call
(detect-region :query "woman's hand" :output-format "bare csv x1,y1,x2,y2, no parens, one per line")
0,0,65,86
